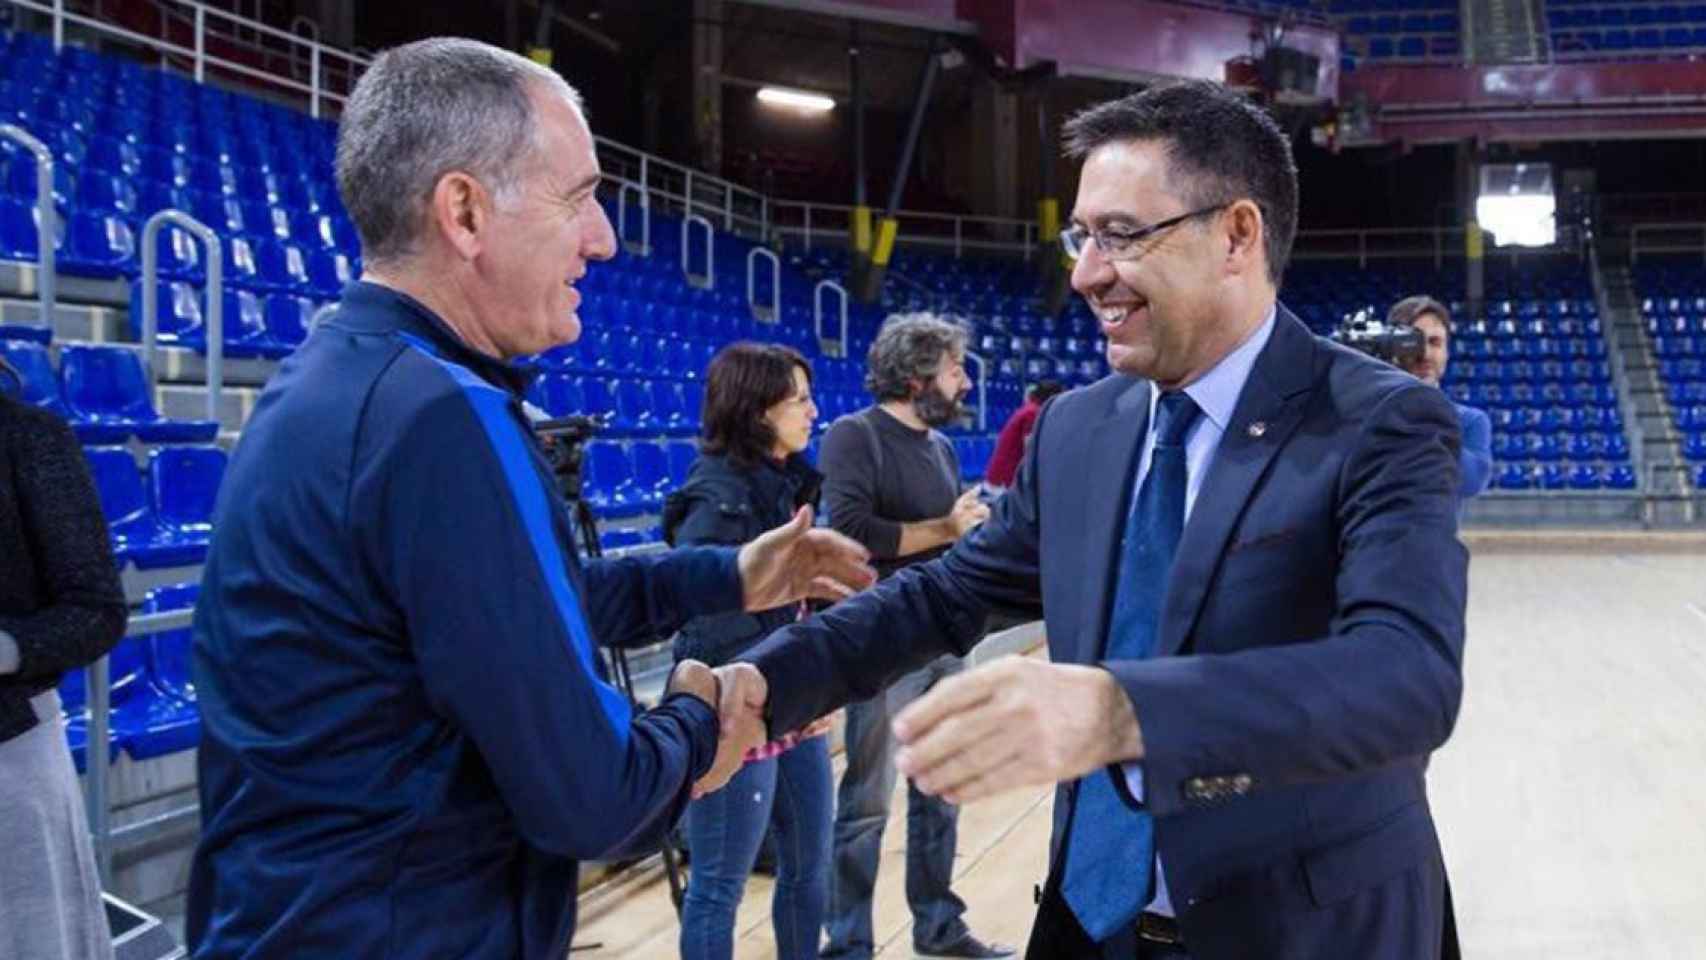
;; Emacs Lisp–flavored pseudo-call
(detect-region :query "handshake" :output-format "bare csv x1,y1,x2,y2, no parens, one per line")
663,660,777,798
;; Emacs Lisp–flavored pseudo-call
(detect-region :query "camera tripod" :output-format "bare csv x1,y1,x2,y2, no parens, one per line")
537,416,690,917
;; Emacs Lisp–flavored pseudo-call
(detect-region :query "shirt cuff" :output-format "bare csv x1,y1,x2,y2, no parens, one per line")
1122,760,1147,805
0,629,19,675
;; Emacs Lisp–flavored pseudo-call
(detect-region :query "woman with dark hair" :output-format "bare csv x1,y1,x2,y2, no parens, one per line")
1,366,127,960
663,341,833,960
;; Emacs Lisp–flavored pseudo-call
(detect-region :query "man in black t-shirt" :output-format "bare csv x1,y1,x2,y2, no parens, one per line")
818,314,1013,960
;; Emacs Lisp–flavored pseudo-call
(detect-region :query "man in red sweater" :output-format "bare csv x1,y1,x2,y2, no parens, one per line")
984,380,1065,488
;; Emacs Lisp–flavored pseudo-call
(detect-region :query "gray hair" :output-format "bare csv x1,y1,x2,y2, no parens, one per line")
864,313,969,402
335,38,583,264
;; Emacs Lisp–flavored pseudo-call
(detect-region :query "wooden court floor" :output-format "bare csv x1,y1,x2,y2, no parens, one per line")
572,548,1706,958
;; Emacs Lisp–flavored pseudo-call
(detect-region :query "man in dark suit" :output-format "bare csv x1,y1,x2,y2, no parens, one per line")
732,80,1468,959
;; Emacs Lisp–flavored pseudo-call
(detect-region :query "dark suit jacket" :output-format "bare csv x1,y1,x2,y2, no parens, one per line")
745,308,1468,959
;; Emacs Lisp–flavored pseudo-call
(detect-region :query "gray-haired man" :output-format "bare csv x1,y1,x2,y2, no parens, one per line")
818,314,1013,959
185,38,873,960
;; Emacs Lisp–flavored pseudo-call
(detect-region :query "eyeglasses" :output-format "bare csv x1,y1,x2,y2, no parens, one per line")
1060,204,1230,262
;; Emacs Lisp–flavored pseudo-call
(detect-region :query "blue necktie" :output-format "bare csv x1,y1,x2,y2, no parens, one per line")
1061,390,1202,943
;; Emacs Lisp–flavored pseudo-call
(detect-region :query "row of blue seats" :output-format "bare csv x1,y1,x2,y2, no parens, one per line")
145,284,323,358
1328,0,1456,11
1669,382,1706,406
1549,3,1706,27
1494,462,1638,490
1684,432,1706,462
0,140,344,217
1475,404,1625,433
1661,359,1706,383
0,203,356,298
1646,317,1706,336
0,341,217,444
1347,34,1460,59
1345,12,1459,33
1677,405,1706,429
1447,336,1608,360
1445,382,1620,408
61,582,201,771
85,446,223,569
1489,433,1630,462
1654,335,1706,357
1553,27,1706,50
1442,360,1612,385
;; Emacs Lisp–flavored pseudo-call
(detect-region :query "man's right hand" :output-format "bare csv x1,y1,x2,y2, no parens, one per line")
667,661,769,798
948,487,992,540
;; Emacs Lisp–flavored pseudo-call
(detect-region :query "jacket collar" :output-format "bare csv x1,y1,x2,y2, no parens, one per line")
330,281,534,396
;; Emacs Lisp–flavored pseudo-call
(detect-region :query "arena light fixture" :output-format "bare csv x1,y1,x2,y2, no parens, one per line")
1476,163,1556,248
757,86,835,114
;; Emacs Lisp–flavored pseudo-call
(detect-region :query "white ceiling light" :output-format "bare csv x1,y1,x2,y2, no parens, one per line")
1476,163,1556,248
757,86,835,114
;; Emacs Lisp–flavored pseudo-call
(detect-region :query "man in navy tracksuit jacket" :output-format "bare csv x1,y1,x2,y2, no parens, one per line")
185,39,871,959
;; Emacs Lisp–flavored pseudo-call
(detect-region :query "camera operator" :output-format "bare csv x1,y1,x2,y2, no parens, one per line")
1387,295,1493,502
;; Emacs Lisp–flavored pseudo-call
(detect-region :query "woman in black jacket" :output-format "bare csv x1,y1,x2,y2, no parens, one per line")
0,360,127,960
664,342,832,960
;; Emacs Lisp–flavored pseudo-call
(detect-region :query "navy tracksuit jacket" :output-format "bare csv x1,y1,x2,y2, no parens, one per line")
186,282,739,958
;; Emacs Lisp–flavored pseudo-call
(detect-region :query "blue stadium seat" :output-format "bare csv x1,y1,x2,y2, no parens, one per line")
650,380,693,435
252,238,311,293
147,444,223,562
1606,463,1638,489
1565,464,1600,489
532,372,584,417
630,441,670,509
1496,462,1534,489
613,378,655,434
82,446,204,568
583,441,644,518
0,196,58,263
580,377,616,421
666,440,698,487
60,345,219,443
60,212,136,278
264,294,317,350
141,582,200,703
0,339,68,416
305,249,355,298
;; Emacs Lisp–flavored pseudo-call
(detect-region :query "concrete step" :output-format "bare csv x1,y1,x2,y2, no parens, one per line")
0,295,129,342
158,383,260,431
0,260,128,306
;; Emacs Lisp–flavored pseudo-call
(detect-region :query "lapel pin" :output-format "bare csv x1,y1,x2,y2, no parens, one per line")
1247,421,1268,438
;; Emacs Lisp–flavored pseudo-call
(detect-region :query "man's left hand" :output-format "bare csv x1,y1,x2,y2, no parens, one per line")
738,506,876,611
891,656,1144,805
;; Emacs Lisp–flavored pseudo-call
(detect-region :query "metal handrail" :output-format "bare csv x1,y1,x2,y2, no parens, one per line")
617,180,651,255
0,124,56,330
747,247,780,324
141,211,223,422
83,606,196,885
681,214,714,289
964,349,988,432
814,280,849,356
1630,222,1706,265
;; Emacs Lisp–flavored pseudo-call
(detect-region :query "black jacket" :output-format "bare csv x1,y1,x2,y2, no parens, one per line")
664,451,822,667
0,394,128,743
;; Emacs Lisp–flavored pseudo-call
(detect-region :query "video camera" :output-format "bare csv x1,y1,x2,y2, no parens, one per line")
533,413,604,505
1330,309,1424,368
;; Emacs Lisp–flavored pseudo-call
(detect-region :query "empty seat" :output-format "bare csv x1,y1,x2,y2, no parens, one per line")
582,441,645,518
82,446,204,568
60,212,136,278
264,294,317,350
60,345,218,443
0,339,67,416
148,445,225,545
141,582,200,703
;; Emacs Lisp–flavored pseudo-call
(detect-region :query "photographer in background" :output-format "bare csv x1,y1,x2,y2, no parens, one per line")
1389,295,1493,503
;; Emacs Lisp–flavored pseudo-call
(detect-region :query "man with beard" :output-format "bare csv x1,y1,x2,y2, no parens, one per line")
817,314,1013,960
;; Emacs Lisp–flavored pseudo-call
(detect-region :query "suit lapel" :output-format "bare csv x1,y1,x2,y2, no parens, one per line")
1075,378,1152,667
1157,309,1322,658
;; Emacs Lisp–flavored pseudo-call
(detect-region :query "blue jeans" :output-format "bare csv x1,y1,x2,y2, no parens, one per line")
823,654,970,959
681,735,834,960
